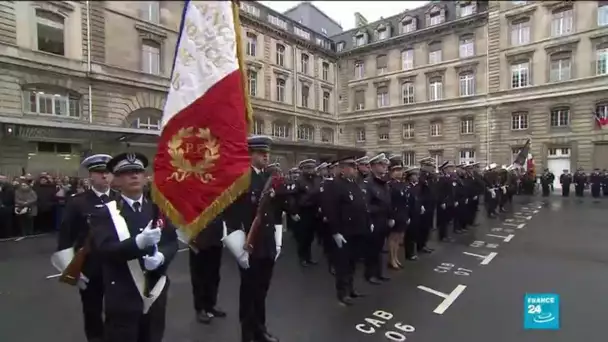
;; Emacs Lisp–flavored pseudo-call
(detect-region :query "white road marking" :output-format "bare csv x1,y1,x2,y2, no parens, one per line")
533,210,539,214
433,285,467,315
514,215,532,220
417,286,448,299
486,234,515,242
46,273,61,279
517,223,526,229
481,252,498,265
503,234,514,242
14,237,25,242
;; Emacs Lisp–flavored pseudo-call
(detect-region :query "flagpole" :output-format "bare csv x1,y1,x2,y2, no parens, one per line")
231,0,253,134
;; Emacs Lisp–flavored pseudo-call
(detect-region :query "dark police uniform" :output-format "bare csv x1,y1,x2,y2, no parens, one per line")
435,161,455,242
224,135,281,342
540,170,552,197
560,170,572,197
291,158,321,266
89,152,178,342
323,156,371,306
403,167,422,261
590,168,602,198
55,154,116,342
573,168,587,197
417,158,436,254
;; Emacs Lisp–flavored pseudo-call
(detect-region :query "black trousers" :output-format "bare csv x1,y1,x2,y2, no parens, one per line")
189,245,223,313
562,185,570,197
575,185,584,197
453,203,468,231
467,198,479,225
364,230,387,279
34,210,54,233
294,213,316,262
334,234,365,299
417,209,434,249
0,207,13,238
104,288,168,342
320,228,335,268
436,204,453,239
239,257,274,341
404,221,418,258
542,185,550,197
80,274,105,341
591,185,601,198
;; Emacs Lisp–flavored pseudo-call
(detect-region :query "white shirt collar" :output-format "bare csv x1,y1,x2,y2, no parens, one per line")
252,165,262,175
121,194,143,211
92,187,110,198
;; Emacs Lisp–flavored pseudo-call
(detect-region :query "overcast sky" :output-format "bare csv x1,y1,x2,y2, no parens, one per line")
257,1,429,31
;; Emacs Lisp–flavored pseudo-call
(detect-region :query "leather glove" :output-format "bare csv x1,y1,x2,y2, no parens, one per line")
135,221,161,250
143,250,165,271
332,233,347,248
291,214,301,222
237,252,250,269
77,273,89,291
388,219,395,228
275,246,281,261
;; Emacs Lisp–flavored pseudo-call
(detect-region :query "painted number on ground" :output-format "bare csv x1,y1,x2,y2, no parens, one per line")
355,310,415,341
491,227,515,234
433,263,472,276
470,240,499,249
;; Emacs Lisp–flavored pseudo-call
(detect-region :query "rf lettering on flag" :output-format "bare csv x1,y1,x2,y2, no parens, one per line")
152,1,252,242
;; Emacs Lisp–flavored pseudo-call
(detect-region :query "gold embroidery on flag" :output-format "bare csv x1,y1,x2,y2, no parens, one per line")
167,127,220,183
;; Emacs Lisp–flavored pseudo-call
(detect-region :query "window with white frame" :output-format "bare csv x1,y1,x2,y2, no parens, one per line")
429,77,443,101
322,62,329,81
428,42,442,64
356,127,366,142
431,151,443,165
355,61,365,78
596,47,608,75
547,147,570,157
141,40,160,75
275,44,284,66
272,122,290,138
321,128,334,143
131,116,160,130
36,9,65,56
378,126,389,141
459,150,475,165
322,91,330,112
401,49,414,70
511,112,529,130
459,3,475,17
141,2,160,23
402,82,415,104
354,90,365,110
247,70,257,97
511,62,530,88
297,124,314,141
549,54,571,82
321,28,328,36
599,4,608,26
24,88,80,117
551,7,573,37
376,87,389,108
246,33,257,56
510,19,530,45
337,42,345,52
460,118,474,134
377,28,389,40
268,15,287,30
403,151,415,166
301,54,309,74
376,55,388,74
597,103,608,120
253,119,264,135
550,108,570,127
459,36,475,58
459,73,475,96
430,121,442,137
301,84,309,108
403,123,414,139
430,11,443,26
276,78,285,102
401,18,416,34
294,26,311,40
240,2,260,17
355,34,366,46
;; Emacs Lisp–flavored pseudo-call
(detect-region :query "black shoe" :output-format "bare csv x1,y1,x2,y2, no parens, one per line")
196,311,212,324
454,229,463,234
339,296,354,306
419,247,434,254
300,260,310,267
307,259,318,265
406,255,418,261
366,277,382,285
350,291,366,298
258,331,279,342
378,275,391,281
208,307,226,318
440,237,454,242
387,263,401,270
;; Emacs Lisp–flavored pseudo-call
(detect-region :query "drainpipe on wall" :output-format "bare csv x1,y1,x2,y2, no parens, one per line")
292,45,297,142
86,1,93,125
485,17,490,164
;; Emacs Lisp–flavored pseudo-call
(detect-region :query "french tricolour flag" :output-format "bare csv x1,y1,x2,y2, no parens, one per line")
151,1,252,242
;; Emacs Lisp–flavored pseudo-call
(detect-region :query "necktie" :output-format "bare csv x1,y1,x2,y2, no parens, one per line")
133,202,141,213
99,194,110,204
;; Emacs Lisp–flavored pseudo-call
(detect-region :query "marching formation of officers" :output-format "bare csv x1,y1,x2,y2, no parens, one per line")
54,134,608,342
550,168,608,198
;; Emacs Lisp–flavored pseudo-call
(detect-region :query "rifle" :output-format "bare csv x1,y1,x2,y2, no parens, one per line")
59,235,91,286
245,170,283,252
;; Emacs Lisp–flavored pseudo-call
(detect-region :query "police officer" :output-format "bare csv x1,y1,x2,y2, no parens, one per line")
453,164,469,234
573,168,587,197
188,216,227,324
56,154,117,342
560,169,572,197
291,159,321,267
484,163,500,218
224,135,281,342
323,156,371,306
417,158,436,254
387,155,408,270
590,168,602,198
602,169,608,196
540,169,552,197
355,156,370,185
317,161,336,275
436,161,455,242
403,167,423,261
89,152,178,342
363,153,392,284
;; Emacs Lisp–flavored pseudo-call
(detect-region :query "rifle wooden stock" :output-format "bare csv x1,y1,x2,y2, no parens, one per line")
245,173,282,252
59,236,91,286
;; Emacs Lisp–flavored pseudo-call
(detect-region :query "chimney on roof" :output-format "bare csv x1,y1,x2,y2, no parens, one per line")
354,12,368,28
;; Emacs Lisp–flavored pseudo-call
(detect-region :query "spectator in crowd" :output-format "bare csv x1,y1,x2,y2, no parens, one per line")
54,178,71,231
33,175,57,233
0,175,15,238
14,178,37,236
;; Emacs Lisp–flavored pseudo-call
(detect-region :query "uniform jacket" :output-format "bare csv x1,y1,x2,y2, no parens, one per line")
322,176,370,237
364,176,392,232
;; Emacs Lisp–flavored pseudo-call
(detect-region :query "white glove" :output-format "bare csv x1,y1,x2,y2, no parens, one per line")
323,217,328,222
77,273,89,291
135,221,161,250
275,246,281,261
237,252,250,269
406,218,411,225
441,203,446,209
332,233,347,248
455,201,459,207
318,207,322,213
421,205,426,214
465,199,469,204
291,214,301,222
490,189,496,198
388,219,395,228
143,250,165,271
473,196,478,200
370,224,374,232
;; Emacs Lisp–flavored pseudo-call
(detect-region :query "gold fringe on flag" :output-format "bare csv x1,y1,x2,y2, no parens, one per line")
231,0,253,134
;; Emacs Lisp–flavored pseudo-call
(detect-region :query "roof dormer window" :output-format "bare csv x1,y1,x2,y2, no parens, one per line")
428,6,445,26
400,16,417,34
354,31,367,47
458,1,476,17
376,24,389,40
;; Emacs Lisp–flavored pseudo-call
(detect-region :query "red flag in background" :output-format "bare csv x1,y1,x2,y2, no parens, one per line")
151,1,253,242
595,111,608,128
